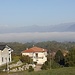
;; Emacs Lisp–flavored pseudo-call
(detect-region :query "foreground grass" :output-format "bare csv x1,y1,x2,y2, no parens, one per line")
0,67,75,75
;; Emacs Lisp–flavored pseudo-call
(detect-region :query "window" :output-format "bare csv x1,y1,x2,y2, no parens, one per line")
9,58,10,62
2,57,3,62
42,57,43,59
36,53,38,58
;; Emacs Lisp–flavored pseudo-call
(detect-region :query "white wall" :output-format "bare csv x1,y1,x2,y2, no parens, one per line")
0,50,2,65
22,52,47,64
0,48,12,66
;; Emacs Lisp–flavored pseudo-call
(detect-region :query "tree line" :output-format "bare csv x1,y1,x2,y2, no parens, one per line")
0,41,75,54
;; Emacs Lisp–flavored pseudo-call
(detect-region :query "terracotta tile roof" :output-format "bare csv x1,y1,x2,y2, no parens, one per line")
22,46,47,53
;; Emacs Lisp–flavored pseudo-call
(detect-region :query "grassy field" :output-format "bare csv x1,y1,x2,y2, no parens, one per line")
0,67,75,75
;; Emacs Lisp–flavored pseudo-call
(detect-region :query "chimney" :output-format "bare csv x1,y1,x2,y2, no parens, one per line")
26,48,28,50
43,49,44,51
33,45,34,47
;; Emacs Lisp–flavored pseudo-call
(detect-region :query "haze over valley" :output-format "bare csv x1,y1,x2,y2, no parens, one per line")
0,23,75,42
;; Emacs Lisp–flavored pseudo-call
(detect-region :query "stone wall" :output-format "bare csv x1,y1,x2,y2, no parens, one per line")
8,61,35,72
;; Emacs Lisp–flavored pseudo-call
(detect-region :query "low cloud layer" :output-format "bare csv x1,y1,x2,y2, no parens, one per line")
0,32,75,42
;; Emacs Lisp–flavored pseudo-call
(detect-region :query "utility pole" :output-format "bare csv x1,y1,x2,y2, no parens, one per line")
49,50,51,70
5,58,9,75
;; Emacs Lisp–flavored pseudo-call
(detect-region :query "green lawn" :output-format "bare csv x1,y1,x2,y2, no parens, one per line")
0,67,75,75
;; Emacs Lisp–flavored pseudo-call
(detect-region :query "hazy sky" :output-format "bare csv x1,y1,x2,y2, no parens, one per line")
0,0,75,26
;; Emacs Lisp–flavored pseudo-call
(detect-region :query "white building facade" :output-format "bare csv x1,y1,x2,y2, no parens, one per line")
0,45,13,66
22,47,47,64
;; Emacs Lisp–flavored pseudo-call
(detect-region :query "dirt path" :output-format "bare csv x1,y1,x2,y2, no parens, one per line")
34,65,42,71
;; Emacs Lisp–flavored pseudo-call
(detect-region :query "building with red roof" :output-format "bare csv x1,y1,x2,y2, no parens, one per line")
22,46,47,64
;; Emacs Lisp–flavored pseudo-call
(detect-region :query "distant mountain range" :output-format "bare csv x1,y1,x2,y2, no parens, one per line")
0,23,75,33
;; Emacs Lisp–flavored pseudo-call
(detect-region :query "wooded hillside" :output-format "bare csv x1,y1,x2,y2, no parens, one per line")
0,41,75,54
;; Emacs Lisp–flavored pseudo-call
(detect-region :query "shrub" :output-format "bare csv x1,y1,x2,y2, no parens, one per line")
34,62,37,65
20,55,33,64
51,60,62,69
41,61,50,70
41,60,62,70
28,66,34,72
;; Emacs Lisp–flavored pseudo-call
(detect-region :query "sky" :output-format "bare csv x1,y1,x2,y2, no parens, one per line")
0,0,75,42
0,0,75,26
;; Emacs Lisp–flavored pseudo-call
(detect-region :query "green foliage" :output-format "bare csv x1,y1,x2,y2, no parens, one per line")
41,61,49,70
65,47,75,67
55,50,64,63
0,41,75,55
41,60,61,70
51,60,62,69
0,67,75,75
20,55,33,64
34,62,37,65
0,64,6,71
7,42,33,54
54,50,65,66
41,50,64,70
28,66,34,72
12,54,20,63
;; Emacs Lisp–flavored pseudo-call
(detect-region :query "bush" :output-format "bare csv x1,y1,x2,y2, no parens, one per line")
65,47,75,67
41,63,48,70
51,60,62,69
41,60,62,70
20,55,33,64
41,61,50,70
34,62,37,65
28,66,34,72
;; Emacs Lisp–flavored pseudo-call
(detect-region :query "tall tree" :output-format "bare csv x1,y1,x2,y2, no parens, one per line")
54,50,65,66
65,47,75,67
